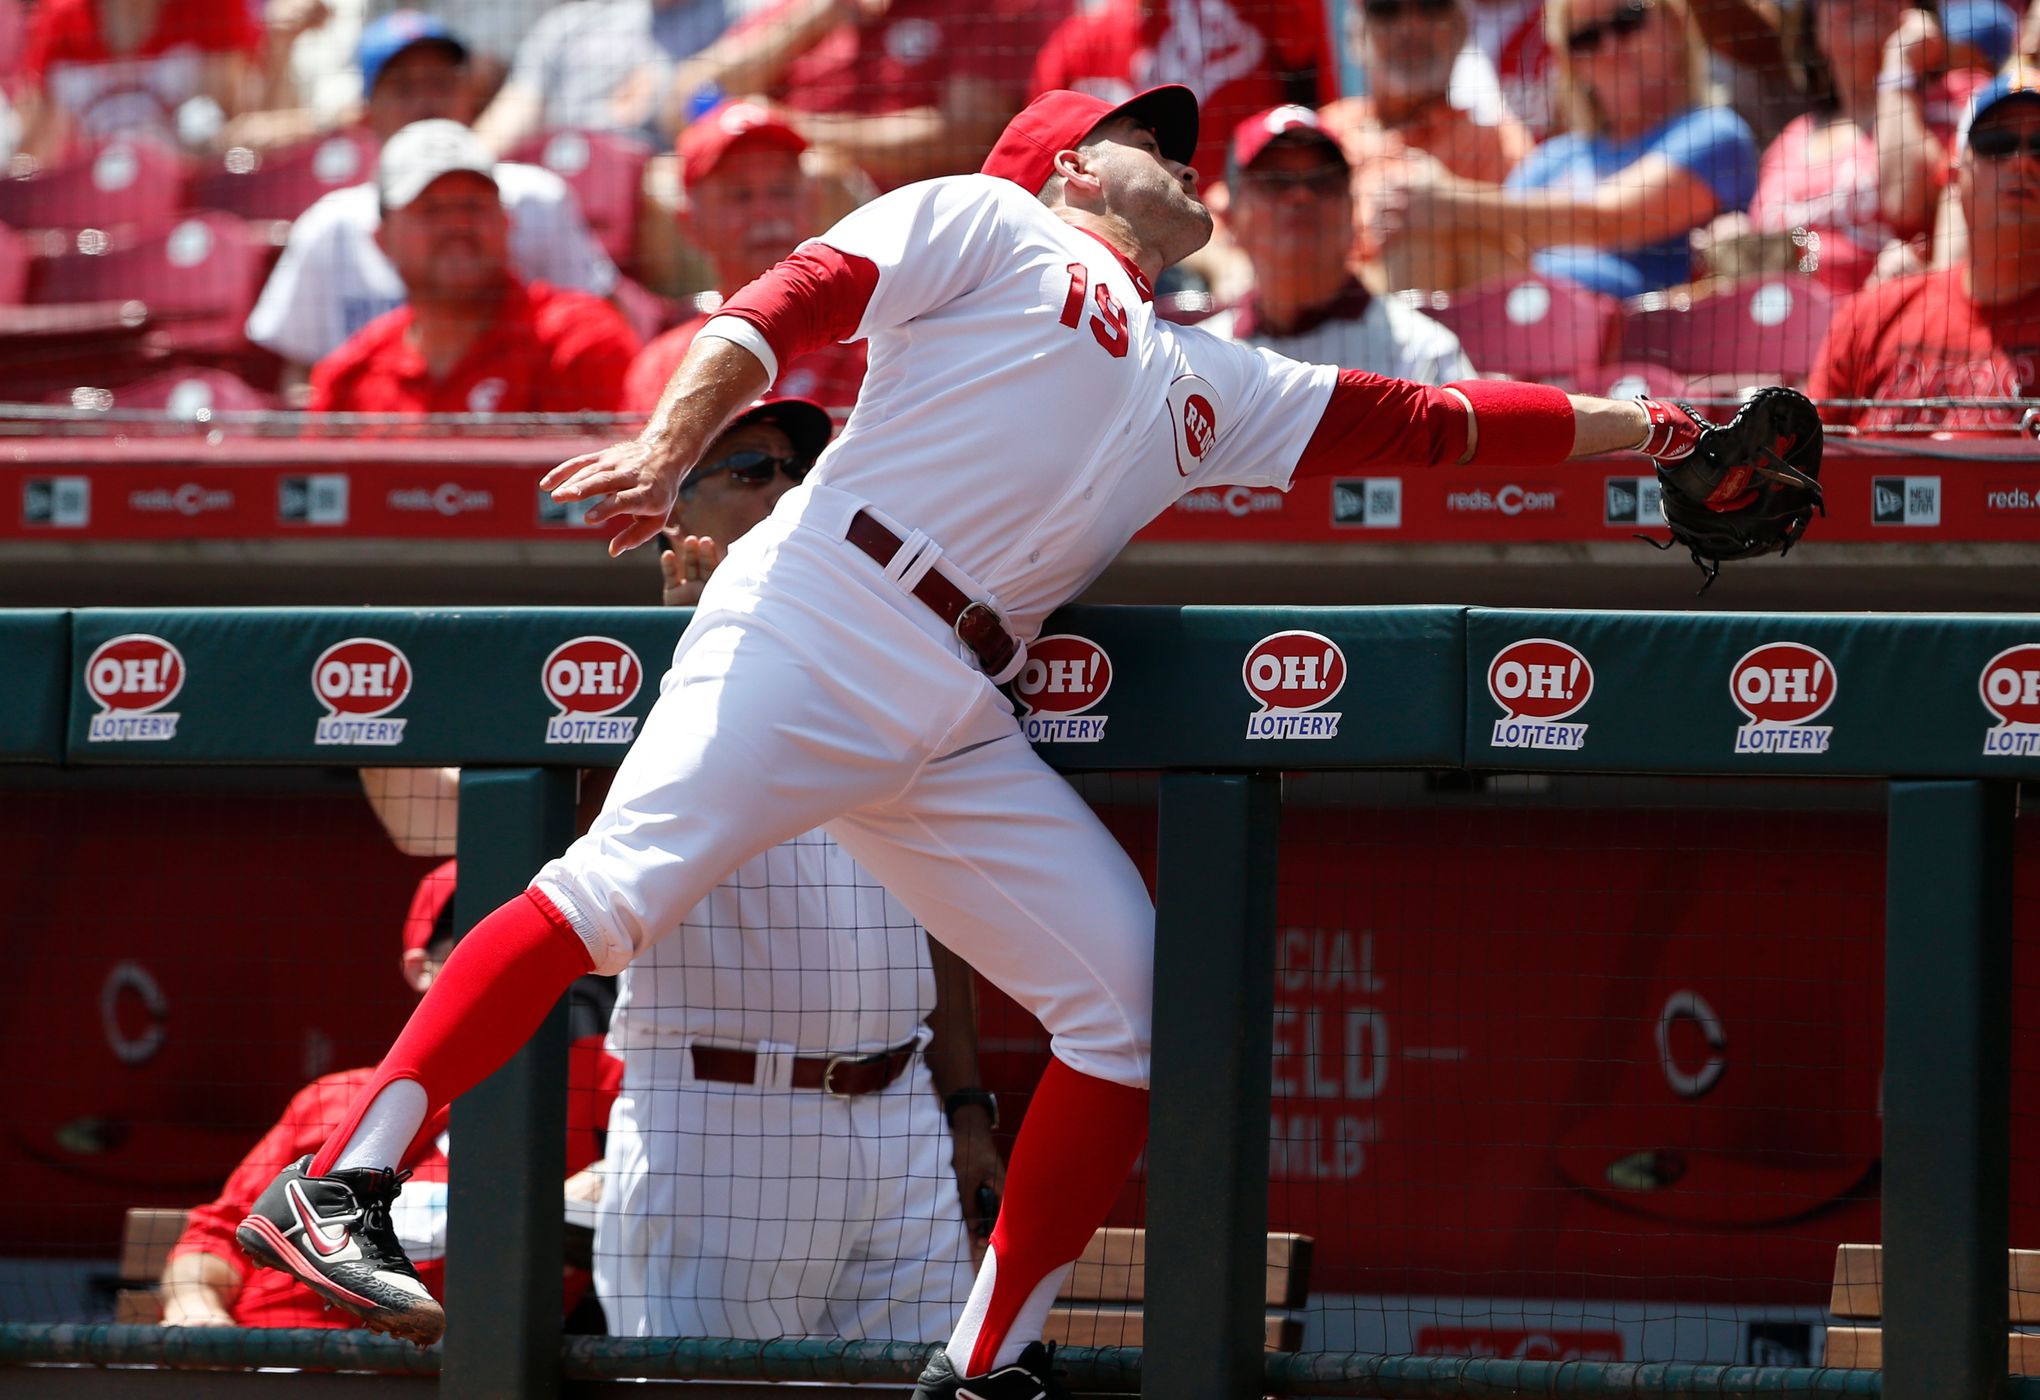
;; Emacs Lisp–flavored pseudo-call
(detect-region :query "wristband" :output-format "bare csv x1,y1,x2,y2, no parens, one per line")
943,1087,999,1131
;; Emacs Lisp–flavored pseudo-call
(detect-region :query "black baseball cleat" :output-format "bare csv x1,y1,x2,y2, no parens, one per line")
234,1154,445,1345
912,1341,1066,1400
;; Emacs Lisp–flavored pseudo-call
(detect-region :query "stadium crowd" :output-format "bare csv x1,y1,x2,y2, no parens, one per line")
0,0,2037,432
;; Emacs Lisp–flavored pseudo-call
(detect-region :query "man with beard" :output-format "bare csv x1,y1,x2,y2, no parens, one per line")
310,121,639,417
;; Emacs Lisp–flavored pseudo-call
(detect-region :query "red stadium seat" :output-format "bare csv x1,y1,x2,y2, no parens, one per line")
51,366,277,415
1584,361,1688,401
29,213,267,353
1412,275,1620,384
1616,276,1836,385
188,133,376,224
0,138,187,236
509,129,651,267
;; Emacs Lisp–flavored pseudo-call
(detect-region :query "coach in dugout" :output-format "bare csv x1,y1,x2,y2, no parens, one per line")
247,11,618,389
1206,106,1475,385
310,121,640,418
160,863,619,1329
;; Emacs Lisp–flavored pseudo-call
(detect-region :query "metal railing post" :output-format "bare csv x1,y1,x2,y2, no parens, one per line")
1145,771,1282,1400
443,767,580,1400
1884,779,2016,1400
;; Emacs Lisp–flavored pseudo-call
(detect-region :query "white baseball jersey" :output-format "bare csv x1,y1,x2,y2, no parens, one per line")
595,829,971,1342
243,164,619,365
1202,285,1476,387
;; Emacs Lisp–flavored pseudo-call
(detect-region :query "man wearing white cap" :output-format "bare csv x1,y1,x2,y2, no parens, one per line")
309,121,639,416
246,13,618,386
1810,61,2040,434
1208,105,1475,386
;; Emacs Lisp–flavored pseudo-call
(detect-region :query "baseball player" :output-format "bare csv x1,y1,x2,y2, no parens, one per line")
238,83,1811,1397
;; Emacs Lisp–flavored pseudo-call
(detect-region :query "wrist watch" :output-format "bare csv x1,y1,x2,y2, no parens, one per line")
942,1087,999,1131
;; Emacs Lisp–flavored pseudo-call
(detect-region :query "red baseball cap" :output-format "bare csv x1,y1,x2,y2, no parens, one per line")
678,99,808,193
982,85,1200,194
1229,105,1346,175
726,396,833,466
402,859,457,955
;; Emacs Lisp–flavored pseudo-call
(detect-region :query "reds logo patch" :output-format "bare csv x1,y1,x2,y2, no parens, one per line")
312,637,411,747
1243,631,1345,741
1729,642,1836,754
84,634,184,742
1980,643,2040,757
1488,638,1591,751
543,636,642,745
1169,374,1221,476
1013,635,1111,744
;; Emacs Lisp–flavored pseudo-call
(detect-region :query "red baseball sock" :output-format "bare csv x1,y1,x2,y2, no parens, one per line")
308,888,594,1177
948,1056,1149,1374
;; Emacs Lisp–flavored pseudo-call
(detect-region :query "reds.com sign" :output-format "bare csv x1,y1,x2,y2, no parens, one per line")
311,637,412,747
83,634,185,743
542,636,642,745
1013,635,1111,744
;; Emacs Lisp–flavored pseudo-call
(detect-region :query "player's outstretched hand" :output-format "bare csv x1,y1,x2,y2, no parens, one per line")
543,439,688,557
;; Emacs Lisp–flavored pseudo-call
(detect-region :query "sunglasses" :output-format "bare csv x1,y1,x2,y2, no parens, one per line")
679,448,808,498
1970,126,2040,161
1361,0,1456,20
1240,164,1350,196
1566,0,1653,54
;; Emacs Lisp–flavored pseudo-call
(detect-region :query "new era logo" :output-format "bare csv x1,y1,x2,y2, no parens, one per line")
1604,476,1661,525
1872,476,1941,526
1331,477,1401,528
24,476,89,527
279,474,350,525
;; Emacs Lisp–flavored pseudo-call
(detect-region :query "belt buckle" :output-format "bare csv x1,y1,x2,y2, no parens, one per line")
823,1052,873,1099
955,600,1015,673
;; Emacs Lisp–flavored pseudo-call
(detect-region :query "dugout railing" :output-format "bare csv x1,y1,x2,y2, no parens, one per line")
0,603,2033,1400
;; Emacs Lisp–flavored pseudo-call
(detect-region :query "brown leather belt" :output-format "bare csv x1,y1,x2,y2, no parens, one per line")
846,509,1018,675
689,1042,917,1096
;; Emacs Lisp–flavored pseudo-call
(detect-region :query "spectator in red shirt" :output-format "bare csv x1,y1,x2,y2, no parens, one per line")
626,101,864,417
1031,0,1332,191
159,861,621,1329
1809,64,2040,434
311,120,639,419
16,0,269,160
665,0,1050,189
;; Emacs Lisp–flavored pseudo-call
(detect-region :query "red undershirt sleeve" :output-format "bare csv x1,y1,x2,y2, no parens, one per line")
715,243,882,378
1290,370,1472,480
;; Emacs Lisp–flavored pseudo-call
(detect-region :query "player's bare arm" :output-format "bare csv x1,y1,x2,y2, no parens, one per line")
543,336,770,556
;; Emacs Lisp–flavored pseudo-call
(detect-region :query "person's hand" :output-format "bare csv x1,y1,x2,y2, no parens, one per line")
659,531,727,607
950,1112,1006,1267
564,1167,604,1206
1882,8,1946,80
1366,150,1455,250
160,1291,236,1327
266,0,330,39
543,439,689,557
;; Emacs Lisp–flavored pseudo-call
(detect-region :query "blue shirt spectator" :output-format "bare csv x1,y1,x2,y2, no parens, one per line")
1508,104,1757,297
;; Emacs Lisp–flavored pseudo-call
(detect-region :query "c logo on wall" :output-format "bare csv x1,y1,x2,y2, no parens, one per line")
1487,638,1592,751
1980,644,2040,757
542,636,643,744
1243,631,1345,741
84,634,185,743
1012,635,1112,744
1729,643,1836,755
312,638,412,747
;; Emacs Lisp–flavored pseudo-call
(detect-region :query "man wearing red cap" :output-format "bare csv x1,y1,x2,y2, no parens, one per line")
625,101,866,416
242,81,1791,1397
1209,105,1475,383
163,863,618,1330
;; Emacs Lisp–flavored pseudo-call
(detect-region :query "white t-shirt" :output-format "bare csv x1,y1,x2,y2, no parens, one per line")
798,174,1336,643
606,830,936,1055
244,161,618,364
1202,285,1475,387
